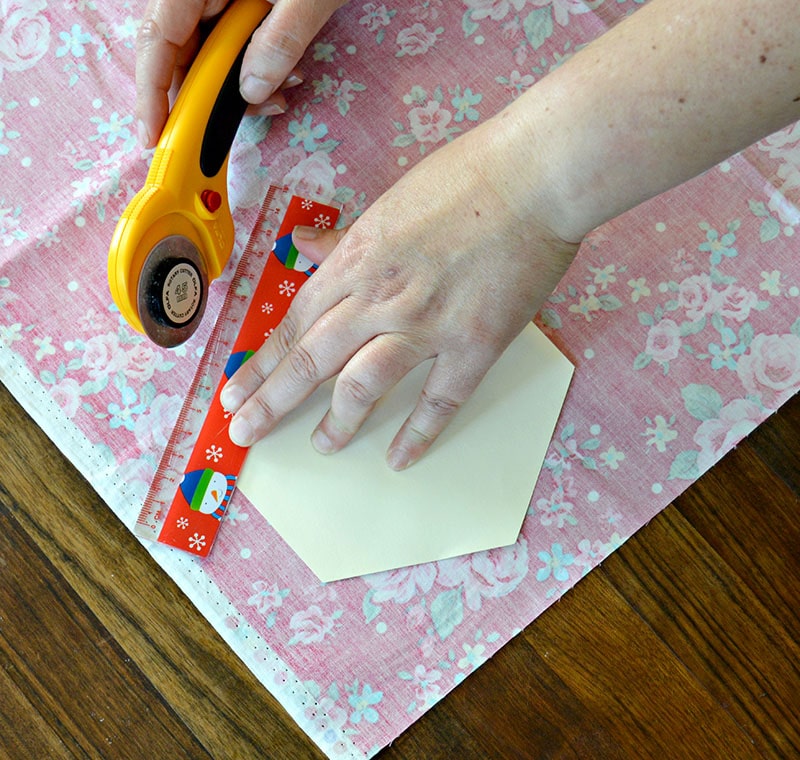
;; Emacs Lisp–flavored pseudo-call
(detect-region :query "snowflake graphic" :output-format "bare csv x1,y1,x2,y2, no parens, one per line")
314,214,331,228
278,280,296,297
188,533,207,551
176,517,189,529
261,302,274,313
301,199,314,209
206,444,223,462
264,327,275,338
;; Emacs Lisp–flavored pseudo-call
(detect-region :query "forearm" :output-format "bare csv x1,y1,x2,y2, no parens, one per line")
490,0,800,243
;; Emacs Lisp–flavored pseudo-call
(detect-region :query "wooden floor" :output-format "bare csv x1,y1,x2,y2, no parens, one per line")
1,380,798,759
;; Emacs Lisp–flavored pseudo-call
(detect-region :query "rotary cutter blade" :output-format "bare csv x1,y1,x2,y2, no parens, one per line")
108,0,270,348
137,235,208,348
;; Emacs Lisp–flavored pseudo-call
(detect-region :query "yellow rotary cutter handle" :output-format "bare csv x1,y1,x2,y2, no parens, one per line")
108,0,271,348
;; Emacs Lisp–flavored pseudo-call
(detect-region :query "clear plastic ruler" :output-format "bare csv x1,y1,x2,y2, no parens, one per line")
135,186,340,556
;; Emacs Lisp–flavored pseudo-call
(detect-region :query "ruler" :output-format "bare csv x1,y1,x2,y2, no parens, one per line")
135,187,340,556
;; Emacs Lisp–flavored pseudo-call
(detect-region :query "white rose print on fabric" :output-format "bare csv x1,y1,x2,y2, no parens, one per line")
753,122,800,237
0,0,50,82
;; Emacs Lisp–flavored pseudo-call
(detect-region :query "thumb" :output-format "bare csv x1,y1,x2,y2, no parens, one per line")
240,0,348,104
291,224,349,266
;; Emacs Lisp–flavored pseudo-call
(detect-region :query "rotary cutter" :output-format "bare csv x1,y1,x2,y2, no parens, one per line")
108,0,270,348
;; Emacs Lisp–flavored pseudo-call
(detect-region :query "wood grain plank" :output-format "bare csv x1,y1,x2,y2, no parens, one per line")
0,385,323,760
524,567,760,760
444,635,626,759
603,505,800,757
382,626,620,759
0,487,210,759
675,440,800,635
0,662,72,759
746,394,800,493
383,697,507,760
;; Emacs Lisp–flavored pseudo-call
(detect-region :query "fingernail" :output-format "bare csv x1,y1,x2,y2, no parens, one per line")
387,448,411,471
293,225,321,240
282,73,304,89
311,428,334,454
261,102,286,116
220,384,246,413
240,74,272,103
137,119,150,148
229,415,255,447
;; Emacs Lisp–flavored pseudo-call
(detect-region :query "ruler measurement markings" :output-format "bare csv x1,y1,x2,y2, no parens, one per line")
135,184,281,540
135,187,339,555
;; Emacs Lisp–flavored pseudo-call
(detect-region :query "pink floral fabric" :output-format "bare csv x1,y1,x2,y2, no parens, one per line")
1,1,799,757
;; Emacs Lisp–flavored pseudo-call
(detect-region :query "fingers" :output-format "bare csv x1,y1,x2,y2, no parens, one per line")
244,66,303,118
292,223,347,266
225,310,493,471
220,223,345,410
240,0,348,104
135,0,211,147
136,0,333,146
223,294,497,473
223,297,369,447
311,334,426,455
386,351,497,470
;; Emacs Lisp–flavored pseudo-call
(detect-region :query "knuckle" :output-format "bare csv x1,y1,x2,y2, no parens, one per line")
273,312,298,354
337,372,377,409
406,423,435,446
288,344,320,383
136,18,162,48
419,389,461,420
250,392,278,426
239,351,270,386
251,27,306,70
272,28,306,57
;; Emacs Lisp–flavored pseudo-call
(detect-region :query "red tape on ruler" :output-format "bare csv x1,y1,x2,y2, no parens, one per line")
150,194,340,556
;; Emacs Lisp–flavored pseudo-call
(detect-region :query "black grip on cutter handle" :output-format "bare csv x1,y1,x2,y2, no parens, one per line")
199,36,252,179
154,0,269,185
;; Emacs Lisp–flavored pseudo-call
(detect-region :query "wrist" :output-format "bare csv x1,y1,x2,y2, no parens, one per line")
476,82,597,247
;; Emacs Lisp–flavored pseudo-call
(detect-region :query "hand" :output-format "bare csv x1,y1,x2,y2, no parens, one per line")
135,0,348,147
219,115,580,469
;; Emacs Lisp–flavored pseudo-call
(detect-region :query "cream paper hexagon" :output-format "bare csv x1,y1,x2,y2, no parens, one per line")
237,323,574,582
